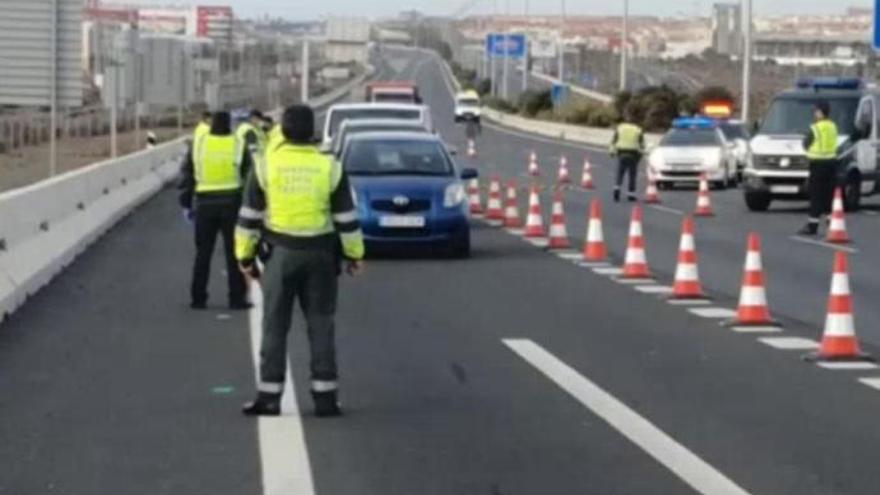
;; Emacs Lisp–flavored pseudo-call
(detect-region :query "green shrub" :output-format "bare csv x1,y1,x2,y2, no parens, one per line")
484,97,518,113
518,89,553,117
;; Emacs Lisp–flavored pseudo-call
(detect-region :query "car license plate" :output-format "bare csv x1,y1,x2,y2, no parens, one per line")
770,185,799,194
379,216,426,228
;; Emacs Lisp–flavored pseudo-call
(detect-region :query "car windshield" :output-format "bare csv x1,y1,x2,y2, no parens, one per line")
661,128,720,147
334,124,426,156
329,108,421,136
759,96,858,136
720,123,747,140
457,98,479,106
344,139,453,176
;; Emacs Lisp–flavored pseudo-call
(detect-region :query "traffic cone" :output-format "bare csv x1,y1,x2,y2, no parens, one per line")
727,233,779,327
467,139,476,158
671,216,706,299
467,178,483,215
645,177,661,204
557,155,571,185
523,187,546,238
485,177,504,222
621,205,652,279
826,187,850,244
528,151,540,177
695,173,714,217
804,252,873,362
503,179,522,229
547,191,571,249
581,159,594,190
582,198,607,262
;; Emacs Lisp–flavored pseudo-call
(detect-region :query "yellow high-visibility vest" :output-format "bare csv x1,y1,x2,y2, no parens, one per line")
807,119,838,160
612,123,644,152
195,134,241,193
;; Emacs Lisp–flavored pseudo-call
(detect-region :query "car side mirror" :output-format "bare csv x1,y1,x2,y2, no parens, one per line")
460,168,478,180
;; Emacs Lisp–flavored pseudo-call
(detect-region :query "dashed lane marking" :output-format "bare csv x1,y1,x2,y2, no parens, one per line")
758,337,819,350
557,251,585,261
816,362,879,371
789,236,858,254
731,326,783,334
248,288,316,495
578,261,610,268
635,285,673,294
858,377,880,390
667,299,712,306
503,339,752,495
647,204,685,216
506,228,525,235
863,210,879,216
615,278,655,285
526,238,549,248
688,308,737,319
593,267,624,276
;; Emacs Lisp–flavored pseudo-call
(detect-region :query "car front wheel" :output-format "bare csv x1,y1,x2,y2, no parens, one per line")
843,173,862,212
744,190,772,211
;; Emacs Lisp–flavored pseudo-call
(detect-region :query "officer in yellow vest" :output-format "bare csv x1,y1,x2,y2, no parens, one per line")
610,113,645,202
179,111,252,310
235,104,364,417
799,101,839,236
235,109,267,156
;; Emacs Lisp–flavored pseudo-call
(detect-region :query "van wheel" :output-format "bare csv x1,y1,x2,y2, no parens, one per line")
843,173,862,212
744,191,771,212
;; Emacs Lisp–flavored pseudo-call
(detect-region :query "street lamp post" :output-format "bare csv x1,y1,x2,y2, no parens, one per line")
620,0,629,92
502,0,510,99
741,0,753,122
558,0,566,82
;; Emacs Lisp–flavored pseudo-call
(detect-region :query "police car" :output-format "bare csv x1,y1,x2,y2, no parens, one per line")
647,117,740,189
454,90,482,123
744,77,880,211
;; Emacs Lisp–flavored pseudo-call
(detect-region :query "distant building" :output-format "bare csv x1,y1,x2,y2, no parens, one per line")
754,33,869,67
712,3,742,56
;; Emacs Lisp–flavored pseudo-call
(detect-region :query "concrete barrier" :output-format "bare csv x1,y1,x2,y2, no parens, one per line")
0,138,186,322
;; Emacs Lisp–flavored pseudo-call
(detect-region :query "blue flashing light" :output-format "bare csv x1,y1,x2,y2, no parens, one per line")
672,117,717,130
795,77,863,91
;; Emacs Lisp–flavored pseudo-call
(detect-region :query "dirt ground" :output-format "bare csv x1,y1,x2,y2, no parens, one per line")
0,127,184,193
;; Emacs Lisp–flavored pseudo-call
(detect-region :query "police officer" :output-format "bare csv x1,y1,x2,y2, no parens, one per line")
235,104,364,418
179,111,252,310
799,101,839,236
610,113,645,202
236,109,267,155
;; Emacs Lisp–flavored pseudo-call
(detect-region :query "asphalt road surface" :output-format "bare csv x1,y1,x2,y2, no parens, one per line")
3,46,880,495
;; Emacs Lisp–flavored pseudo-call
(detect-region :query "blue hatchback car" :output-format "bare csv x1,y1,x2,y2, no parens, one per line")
341,131,478,257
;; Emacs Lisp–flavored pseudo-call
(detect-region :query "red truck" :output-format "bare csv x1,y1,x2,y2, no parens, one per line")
365,81,422,104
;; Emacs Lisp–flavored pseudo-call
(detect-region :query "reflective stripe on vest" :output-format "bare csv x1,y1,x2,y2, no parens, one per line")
259,143,342,237
614,123,643,151
807,119,838,160
195,134,241,193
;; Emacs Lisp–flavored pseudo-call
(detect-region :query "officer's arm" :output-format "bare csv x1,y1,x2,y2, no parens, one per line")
234,169,266,264
639,131,646,152
245,129,258,148
609,129,619,154
803,127,815,150
330,170,365,261
178,143,196,210
239,146,254,181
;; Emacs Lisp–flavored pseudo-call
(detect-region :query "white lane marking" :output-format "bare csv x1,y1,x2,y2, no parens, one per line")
667,299,712,306
557,251,585,260
578,261,610,268
688,308,737,319
615,278,655,285
248,287,316,495
503,339,752,495
863,210,879,216
482,120,606,153
217,313,232,321
758,337,819,350
731,326,783,334
593,267,624,276
647,204,685,216
858,377,880,390
526,237,549,247
816,362,879,370
635,285,673,294
506,228,525,236
789,236,858,254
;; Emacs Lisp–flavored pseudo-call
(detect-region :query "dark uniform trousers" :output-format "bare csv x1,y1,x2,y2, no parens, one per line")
616,151,641,196
808,159,838,221
192,200,247,305
260,246,339,386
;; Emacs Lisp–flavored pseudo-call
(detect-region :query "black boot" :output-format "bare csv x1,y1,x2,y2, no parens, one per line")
613,189,621,202
312,390,342,418
242,392,281,417
229,300,253,311
797,222,818,236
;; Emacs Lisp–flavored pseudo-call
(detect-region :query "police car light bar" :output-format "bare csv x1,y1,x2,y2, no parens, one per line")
795,77,863,91
672,117,717,130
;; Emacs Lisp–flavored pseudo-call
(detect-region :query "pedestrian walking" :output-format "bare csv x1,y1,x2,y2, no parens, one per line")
799,101,839,236
610,114,645,202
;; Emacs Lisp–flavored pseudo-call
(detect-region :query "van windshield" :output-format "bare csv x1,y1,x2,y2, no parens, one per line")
759,96,859,136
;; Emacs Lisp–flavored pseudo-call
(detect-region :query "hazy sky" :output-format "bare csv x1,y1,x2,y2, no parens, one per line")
133,0,870,20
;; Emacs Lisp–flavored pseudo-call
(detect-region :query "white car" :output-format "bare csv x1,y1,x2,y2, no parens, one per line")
454,91,482,123
322,103,434,147
648,117,739,189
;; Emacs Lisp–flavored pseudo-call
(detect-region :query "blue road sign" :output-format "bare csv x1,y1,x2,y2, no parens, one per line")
874,0,880,51
486,33,527,58
551,83,569,107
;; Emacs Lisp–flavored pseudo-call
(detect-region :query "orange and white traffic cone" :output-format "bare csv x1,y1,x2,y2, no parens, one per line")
547,191,571,250
727,233,779,327
645,177,661,204
695,173,714,217
804,252,873,362
523,187,546,238
503,180,522,229
528,151,540,177
467,178,483,215
581,159,594,190
485,177,504,222
582,198,607,262
671,216,706,299
826,187,850,244
557,155,571,185
621,205,652,279
467,139,476,158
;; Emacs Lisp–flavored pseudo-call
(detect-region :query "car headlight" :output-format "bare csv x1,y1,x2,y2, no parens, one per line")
703,150,722,168
444,183,466,207
648,152,664,170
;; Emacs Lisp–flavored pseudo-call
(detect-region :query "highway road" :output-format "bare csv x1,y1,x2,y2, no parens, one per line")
4,46,880,495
